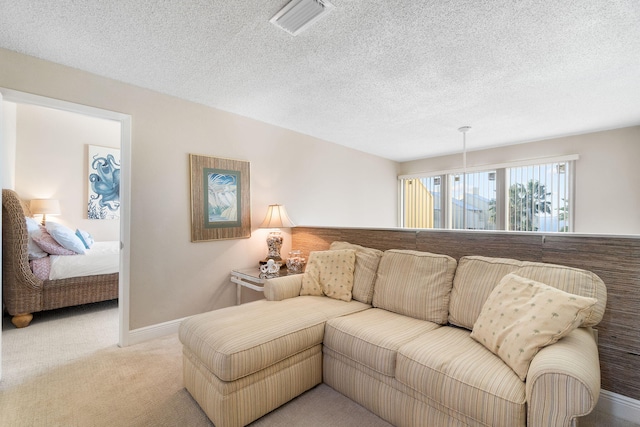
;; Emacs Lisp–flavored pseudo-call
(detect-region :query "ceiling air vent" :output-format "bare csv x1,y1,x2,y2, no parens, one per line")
270,0,335,36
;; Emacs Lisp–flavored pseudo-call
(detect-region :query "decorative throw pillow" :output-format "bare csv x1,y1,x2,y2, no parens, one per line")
30,257,51,280
46,222,86,254
470,273,597,380
329,241,383,304
300,249,356,302
75,229,95,249
31,228,76,255
25,217,48,260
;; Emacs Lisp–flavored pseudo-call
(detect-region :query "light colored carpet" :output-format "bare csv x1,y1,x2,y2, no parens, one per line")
0,301,390,427
1,301,637,427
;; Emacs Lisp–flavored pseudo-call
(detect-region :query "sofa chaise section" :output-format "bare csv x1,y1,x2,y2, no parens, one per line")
179,295,370,427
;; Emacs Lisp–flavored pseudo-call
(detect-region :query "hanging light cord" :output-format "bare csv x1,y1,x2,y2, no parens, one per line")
458,126,471,172
458,126,471,229
463,131,467,171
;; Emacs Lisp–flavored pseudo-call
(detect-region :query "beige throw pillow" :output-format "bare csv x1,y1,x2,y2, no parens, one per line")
329,241,383,304
300,249,356,302
470,273,597,380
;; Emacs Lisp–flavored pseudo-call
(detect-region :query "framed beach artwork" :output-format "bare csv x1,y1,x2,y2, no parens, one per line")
87,145,121,220
189,154,251,242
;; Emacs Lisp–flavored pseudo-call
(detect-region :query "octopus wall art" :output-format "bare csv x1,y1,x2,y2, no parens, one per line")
87,145,121,220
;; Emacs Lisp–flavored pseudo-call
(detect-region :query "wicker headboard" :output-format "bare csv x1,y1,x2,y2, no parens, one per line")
2,189,43,313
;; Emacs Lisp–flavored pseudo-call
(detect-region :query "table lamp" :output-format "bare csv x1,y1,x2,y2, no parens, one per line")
30,199,61,225
259,204,295,264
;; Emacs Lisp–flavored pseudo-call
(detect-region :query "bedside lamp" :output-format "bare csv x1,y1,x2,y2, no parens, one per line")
30,199,61,226
259,204,295,264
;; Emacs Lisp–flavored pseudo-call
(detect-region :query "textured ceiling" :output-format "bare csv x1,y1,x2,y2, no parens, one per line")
1,0,639,162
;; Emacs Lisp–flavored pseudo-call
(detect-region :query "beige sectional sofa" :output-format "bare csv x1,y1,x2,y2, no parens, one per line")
179,242,606,427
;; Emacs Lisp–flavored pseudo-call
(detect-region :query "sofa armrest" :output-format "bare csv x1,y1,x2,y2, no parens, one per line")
264,274,303,301
526,327,600,427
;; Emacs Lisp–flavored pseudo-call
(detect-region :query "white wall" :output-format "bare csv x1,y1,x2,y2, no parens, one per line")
400,126,640,235
0,48,398,329
14,104,121,241
1,101,16,189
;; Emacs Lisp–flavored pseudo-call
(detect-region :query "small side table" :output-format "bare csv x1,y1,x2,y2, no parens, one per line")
230,268,297,305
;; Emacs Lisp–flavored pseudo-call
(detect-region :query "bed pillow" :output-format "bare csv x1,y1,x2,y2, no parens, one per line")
300,249,356,302
32,228,76,255
30,257,51,280
75,229,95,249
46,222,86,254
25,217,48,260
470,273,597,380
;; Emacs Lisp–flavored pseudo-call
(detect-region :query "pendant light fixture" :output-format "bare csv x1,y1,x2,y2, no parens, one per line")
458,126,471,171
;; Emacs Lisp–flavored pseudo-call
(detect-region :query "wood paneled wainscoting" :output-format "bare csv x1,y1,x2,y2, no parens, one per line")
292,227,640,401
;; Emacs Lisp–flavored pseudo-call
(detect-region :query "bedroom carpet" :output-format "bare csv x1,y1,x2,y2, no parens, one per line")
1,301,637,427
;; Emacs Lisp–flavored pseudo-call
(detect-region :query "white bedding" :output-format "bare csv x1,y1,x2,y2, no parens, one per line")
49,241,120,280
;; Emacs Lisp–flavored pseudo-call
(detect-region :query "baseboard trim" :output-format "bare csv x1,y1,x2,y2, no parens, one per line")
597,389,640,424
126,316,188,346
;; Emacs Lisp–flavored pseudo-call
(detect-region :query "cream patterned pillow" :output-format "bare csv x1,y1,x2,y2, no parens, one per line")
300,249,356,302
470,273,597,380
329,241,383,304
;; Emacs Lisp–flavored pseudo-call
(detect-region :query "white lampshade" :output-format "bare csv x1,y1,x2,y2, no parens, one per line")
30,199,61,215
30,199,61,225
260,204,295,229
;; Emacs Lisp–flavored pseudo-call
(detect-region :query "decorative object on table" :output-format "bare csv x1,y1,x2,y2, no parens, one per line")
87,144,121,220
259,204,295,264
29,199,61,226
260,259,281,277
190,154,251,242
286,250,306,274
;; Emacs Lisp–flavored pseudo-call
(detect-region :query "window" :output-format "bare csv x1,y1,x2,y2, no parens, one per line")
400,158,574,232
402,176,442,228
507,162,571,232
450,170,497,230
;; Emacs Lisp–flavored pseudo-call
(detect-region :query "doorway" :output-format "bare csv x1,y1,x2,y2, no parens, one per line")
0,88,131,381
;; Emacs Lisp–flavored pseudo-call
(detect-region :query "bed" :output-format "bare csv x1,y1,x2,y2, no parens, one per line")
2,189,119,328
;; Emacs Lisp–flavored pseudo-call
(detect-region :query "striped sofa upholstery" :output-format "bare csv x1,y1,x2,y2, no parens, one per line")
179,295,370,427
448,256,607,330
180,249,606,427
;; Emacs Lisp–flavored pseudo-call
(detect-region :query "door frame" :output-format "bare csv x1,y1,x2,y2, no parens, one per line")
0,87,132,350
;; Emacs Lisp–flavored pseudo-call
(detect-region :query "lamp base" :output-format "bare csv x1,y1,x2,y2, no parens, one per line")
261,231,284,265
